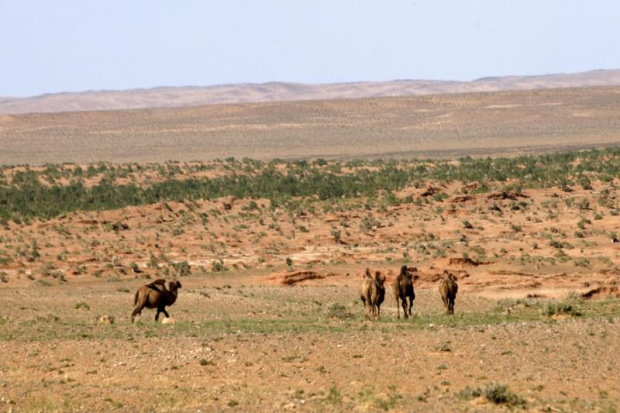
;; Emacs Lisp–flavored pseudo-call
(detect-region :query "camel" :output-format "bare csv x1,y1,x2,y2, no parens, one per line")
360,268,374,319
392,265,415,319
360,268,387,320
371,271,387,319
131,279,182,322
439,271,458,314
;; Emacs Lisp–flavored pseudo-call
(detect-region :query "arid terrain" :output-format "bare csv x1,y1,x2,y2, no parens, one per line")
2,68,620,115
2,152,620,411
2,80,620,411
1,86,620,165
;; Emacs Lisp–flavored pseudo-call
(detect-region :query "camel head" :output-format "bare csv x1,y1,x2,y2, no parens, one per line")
442,271,457,282
168,280,182,292
403,266,418,281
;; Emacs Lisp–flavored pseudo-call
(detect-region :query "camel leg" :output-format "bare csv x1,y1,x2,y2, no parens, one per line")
362,297,368,320
155,306,170,321
442,297,450,314
402,299,408,319
131,305,143,323
396,298,401,319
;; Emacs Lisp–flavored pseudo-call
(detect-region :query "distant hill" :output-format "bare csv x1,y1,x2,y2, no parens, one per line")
2,86,619,165
1,69,620,115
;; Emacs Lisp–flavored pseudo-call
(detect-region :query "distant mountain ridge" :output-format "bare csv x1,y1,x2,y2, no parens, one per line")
1,69,620,115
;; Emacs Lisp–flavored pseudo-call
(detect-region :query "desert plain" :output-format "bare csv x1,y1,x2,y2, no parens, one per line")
1,85,620,412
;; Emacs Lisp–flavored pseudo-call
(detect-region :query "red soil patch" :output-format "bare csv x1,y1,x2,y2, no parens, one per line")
582,284,620,299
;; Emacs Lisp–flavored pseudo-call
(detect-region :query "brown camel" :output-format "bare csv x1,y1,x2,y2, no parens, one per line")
131,279,182,322
360,268,387,320
438,271,458,314
360,268,374,319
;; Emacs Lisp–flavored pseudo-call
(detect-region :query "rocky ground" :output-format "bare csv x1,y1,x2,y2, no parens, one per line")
2,173,620,411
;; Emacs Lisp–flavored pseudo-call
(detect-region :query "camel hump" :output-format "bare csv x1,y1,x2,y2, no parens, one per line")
144,279,167,290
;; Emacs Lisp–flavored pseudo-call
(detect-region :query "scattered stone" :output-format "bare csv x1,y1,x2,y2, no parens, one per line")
97,315,115,324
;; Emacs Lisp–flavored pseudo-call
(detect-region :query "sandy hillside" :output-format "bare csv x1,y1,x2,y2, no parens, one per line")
1,86,619,165
2,68,620,115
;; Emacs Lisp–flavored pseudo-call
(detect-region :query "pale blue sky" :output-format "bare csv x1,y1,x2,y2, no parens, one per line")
1,0,619,97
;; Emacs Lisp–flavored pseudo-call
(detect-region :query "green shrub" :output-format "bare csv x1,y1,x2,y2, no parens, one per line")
326,386,342,405
542,301,582,317
172,261,191,276
458,383,525,407
5,148,620,221
212,259,226,272
326,303,353,319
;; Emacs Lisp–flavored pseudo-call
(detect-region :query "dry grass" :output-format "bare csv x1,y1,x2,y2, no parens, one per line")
1,279,619,411
2,86,620,410
1,86,619,165
2,169,620,410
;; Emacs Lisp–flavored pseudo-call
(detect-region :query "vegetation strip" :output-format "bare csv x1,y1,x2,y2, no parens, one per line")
2,148,620,221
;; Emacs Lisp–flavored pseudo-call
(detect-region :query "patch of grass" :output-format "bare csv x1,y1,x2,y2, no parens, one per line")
3,291,620,344
326,303,354,319
484,383,526,407
458,383,525,408
103,397,124,409
326,385,342,405
542,301,583,317
212,259,227,272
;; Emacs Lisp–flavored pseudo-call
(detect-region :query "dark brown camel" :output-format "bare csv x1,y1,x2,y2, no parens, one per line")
392,265,416,319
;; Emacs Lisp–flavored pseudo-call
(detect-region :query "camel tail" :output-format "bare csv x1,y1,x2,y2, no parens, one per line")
134,290,139,306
